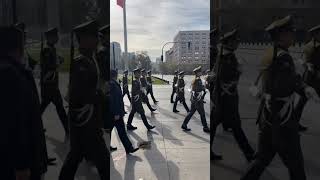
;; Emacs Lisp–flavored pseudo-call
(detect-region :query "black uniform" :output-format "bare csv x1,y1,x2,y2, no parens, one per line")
146,74,158,103
212,49,254,161
59,51,108,180
182,77,209,129
110,79,136,153
170,74,178,103
0,56,48,180
122,74,131,102
295,39,320,124
173,76,190,112
40,44,69,135
140,76,156,111
96,44,111,130
241,46,307,180
127,78,154,129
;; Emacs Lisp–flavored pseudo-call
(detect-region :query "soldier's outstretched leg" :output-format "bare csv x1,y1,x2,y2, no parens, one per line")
240,130,275,180
181,103,196,131
149,88,158,103
196,103,210,132
173,96,179,112
127,107,137,130
231,124,255,161
40,97,51,115
144,95,156,112
295,94,308,131
52,90,69,136
182,100,190,112
59,144,83,180
139,111,155,130
86,135,109,180
170,88,175,103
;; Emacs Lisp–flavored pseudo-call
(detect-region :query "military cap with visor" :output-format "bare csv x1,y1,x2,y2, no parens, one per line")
73,20,99,38
309,25,320,35
220,29,239,44
99,24,110,35
44,27,58,37
179,71,185,75
265,15,296,39
193,66,202,73
133,68,141,73
14,22,27,33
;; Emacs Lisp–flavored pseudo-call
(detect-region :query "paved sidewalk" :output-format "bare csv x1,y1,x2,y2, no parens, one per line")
111,85,211,180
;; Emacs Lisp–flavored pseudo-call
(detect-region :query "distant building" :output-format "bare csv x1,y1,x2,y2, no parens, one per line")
169,30,210,65
216,0,320,42
165,48,174,63
110,42,122,69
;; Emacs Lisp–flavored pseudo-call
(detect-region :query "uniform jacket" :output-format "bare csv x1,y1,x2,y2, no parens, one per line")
258,47,306,131
0,56,47,179
69,51,102,129
110,79,125,118
40,44,59,89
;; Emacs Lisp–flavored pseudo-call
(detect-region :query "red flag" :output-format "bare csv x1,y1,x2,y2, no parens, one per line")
117,0,124,8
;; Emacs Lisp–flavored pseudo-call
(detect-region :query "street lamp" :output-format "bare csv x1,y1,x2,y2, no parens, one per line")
160,41,191,79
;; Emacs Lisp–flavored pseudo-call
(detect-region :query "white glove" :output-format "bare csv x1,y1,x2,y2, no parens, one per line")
305,87,320,103
249,85,259,97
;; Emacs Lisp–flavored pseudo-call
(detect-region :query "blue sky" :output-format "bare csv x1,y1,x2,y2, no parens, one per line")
110,0,210,61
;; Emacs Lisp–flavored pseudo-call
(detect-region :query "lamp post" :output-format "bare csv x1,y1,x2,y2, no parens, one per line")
161,41,191,79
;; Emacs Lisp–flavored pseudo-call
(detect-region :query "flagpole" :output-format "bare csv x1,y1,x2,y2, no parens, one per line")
123,0,128,70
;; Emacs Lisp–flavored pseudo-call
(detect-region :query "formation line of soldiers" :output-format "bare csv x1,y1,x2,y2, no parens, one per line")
170,67,211,133
209,15,320,180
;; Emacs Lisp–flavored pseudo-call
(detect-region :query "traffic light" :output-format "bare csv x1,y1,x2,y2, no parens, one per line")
161,55,164,62
188,42,191,50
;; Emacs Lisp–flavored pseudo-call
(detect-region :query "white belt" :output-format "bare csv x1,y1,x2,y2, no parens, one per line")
72,104,94,127
221,81,237,96
264,94,295,126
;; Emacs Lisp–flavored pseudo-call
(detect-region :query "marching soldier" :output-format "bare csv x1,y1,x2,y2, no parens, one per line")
140,69,157,112
146,70,159,103
173,71,190,113
59,20,108,180
295,24,320,132
1,25,48,180
40,28,69,140
170,70,179,103
122,70,131,102
210,28,219,69
181,66,210,133
109,69,139,154
14,22,38,70
97,24,113,152
127,68,155,131
211,29,254,161
241,16,319,180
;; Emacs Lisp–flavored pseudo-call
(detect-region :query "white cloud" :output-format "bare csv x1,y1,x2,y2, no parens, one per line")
110,0,210,61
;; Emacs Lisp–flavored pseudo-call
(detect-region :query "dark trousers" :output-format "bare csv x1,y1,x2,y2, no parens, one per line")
241,129,306,180
295,87,320,122
170,87,176,102
147,87,157,103
127,102,152,129
212,94,254,158
173,95,190,112
182,101,208,128
111,117,134,152
59,129,109,180
122,88,131,103
40,88,69,135
142,94,155,111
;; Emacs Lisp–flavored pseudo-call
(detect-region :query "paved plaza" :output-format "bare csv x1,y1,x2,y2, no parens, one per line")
38,45,320,180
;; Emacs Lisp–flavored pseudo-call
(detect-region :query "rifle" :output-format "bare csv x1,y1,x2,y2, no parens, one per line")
212,44,224,114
